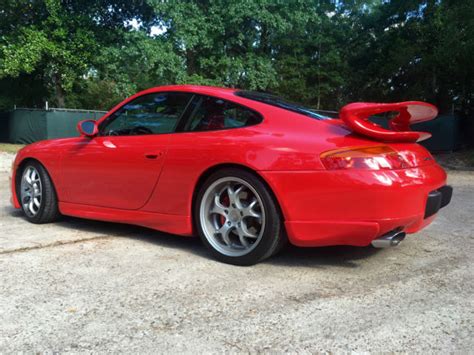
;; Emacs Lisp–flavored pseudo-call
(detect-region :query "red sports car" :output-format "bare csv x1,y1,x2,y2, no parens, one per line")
10,85,452,265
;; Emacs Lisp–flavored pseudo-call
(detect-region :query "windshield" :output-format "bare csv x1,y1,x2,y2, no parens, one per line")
235,91,333,120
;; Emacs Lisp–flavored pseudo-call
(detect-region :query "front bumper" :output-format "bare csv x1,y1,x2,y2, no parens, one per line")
10,163,21,209
260,163,450,247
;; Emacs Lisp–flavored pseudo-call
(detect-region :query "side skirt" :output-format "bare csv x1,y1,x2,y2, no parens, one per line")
59,202,194,236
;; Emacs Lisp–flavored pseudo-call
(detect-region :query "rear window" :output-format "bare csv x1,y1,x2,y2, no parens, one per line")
235,91,332,120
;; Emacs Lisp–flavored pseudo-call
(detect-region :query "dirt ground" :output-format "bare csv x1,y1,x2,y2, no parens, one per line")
0,152,473,352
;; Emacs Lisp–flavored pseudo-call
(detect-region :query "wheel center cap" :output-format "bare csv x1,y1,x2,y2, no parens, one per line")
229,210,240,222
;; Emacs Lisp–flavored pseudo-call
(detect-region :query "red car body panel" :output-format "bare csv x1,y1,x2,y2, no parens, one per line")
10,85,449,247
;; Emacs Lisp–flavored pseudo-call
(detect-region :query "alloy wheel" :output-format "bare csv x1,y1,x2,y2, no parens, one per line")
199,177,266,257
20,166,43,217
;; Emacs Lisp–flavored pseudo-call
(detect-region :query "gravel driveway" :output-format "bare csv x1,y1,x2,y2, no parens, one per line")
0,152,472,352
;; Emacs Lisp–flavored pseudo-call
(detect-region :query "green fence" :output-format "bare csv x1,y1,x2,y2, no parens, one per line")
0,107,469,152
0,109,105,144
412,114,464,152
370,113,465,152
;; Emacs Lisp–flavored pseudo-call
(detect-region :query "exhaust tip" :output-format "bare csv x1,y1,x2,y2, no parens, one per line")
371,230,406,248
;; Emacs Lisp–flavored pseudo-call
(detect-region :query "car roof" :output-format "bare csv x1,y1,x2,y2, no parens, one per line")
144,85,238,97
98,85,249,125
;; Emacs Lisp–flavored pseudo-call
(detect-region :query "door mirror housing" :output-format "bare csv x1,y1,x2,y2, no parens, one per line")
77,120,98,137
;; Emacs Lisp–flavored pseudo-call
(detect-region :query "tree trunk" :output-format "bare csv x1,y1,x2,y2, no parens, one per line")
186,49,196,76
260,24,270,56
317,41,322,110
52,73,65,108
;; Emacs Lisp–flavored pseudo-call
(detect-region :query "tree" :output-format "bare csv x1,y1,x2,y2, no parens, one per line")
345,0,474,114
0,0,472,117
0,0,155,108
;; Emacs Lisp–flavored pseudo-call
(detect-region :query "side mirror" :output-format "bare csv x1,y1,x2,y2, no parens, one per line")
77,119,98,137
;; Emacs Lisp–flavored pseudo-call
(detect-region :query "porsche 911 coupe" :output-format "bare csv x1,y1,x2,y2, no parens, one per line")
10,85,452,265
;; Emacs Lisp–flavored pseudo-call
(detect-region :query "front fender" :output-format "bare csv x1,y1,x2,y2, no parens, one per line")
10,143,64,207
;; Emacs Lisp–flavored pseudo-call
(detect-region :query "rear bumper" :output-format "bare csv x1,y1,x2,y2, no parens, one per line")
284,213,443,247
260,163,450,247
425,185,452,218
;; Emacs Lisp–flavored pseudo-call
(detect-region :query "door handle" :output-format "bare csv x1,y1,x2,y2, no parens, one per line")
145,152,163,160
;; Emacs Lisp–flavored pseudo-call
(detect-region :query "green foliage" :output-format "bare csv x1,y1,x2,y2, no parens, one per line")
0,0,472,115
0,0,98,106
345,0,474,114
0,0,154,108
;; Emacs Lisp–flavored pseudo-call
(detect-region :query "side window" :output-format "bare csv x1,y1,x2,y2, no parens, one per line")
100,92,192,136
184,96,262,132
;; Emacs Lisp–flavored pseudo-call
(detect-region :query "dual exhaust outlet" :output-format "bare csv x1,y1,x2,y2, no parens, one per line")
371,229,406,248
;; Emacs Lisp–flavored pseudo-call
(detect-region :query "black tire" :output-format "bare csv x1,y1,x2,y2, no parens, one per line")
194,168,286,266
17,161,60,224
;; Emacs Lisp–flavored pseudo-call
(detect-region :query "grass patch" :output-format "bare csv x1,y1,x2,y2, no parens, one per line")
0,143,25,154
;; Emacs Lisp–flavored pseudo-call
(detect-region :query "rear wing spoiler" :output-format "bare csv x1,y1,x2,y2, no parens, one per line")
340,101,438,142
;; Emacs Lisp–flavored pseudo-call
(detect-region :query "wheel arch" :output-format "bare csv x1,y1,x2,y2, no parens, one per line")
14,157,59,203
15,157,43,182
14,158,37,201
191,163,286,223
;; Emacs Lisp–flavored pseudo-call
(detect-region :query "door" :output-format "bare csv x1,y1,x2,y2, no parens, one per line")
61,92,193,210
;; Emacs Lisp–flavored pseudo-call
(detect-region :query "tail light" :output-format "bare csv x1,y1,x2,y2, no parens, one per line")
320,145,417,170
